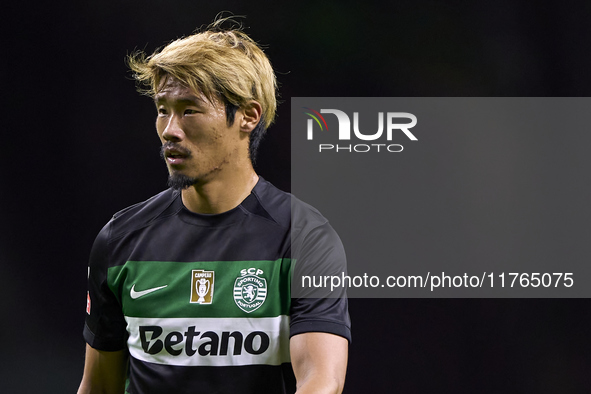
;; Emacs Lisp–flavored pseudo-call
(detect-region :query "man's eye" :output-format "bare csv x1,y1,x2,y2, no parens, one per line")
157,108,168,115
184,109,199,115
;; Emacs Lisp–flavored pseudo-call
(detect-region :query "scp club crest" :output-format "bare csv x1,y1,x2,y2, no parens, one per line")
234,268,267,313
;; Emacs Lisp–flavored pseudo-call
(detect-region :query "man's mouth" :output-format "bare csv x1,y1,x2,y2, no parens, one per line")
161,144,191,165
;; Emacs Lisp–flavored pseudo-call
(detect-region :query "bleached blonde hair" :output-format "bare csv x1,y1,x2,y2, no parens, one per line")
127,17,277,161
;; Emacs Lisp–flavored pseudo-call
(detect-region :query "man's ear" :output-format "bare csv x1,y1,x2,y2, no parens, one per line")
239,101,263,133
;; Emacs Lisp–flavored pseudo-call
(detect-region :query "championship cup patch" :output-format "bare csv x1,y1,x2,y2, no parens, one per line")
190,269,215,304
233,268,267,313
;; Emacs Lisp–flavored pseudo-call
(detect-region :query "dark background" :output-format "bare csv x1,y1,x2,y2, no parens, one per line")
2,0,591,392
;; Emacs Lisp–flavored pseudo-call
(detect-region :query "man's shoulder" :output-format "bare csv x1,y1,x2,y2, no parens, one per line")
252,178,328,231
107,189,179,239
290,195,329,231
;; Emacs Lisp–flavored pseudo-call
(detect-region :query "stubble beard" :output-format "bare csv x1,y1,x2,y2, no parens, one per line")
160,143,199,190
167,173,200,191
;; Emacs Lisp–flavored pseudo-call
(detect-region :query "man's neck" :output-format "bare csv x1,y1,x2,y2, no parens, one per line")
180,170,259,214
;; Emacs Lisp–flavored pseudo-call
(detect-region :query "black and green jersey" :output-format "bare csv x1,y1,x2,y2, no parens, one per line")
83,178,350,394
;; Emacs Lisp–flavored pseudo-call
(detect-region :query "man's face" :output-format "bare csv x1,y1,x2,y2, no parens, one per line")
154,78,247,189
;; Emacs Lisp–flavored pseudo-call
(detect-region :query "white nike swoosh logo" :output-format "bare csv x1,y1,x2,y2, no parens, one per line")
130,284,168,299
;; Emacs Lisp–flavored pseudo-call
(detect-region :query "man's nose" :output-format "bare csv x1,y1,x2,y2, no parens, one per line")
162,115,184,142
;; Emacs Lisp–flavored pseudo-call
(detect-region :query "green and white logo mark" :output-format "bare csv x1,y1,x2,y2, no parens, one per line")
234,268,267,313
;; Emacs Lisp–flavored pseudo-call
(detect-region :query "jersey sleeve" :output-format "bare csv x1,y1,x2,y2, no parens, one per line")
83,222,128,351
290,222,352,343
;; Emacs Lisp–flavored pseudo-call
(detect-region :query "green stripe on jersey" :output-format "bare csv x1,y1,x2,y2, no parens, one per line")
107,259,292,318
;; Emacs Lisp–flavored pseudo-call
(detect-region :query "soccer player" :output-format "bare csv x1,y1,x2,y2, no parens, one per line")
78,18,350,394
